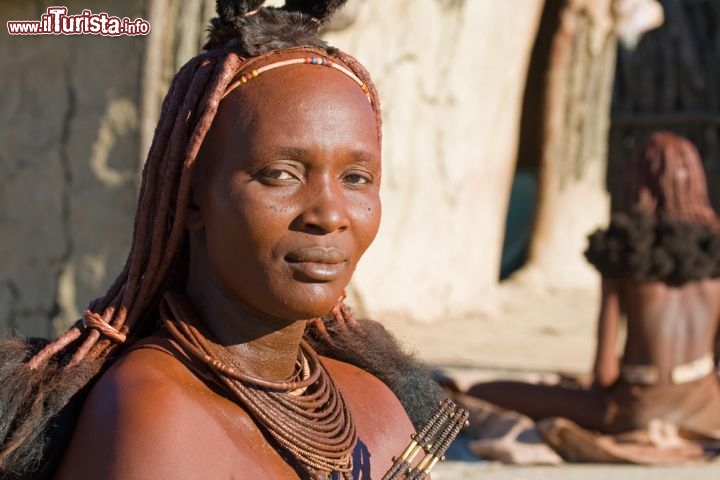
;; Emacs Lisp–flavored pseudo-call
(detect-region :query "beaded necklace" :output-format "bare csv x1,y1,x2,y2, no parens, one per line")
160,292,357,480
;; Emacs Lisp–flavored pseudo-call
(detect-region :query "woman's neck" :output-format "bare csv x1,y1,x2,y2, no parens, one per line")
185,251,308,382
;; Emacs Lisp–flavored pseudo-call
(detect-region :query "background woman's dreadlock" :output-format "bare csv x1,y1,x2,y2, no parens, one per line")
623,131,719,226
586,131,720,285
0,1,435,477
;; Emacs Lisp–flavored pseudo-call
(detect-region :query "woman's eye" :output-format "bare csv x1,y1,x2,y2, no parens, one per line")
343,173,371,185
255,167,299,184
265,170,295,180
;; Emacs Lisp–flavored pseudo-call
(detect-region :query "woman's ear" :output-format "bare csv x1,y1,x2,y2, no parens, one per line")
185,192,204,231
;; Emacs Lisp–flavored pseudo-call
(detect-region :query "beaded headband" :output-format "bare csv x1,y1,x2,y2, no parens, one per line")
223,56,371,101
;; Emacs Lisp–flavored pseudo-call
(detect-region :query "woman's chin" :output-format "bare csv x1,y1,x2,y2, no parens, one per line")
277,285,345,320
286,302,340,321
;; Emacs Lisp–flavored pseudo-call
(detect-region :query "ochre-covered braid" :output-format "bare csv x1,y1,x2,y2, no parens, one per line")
27,51,244,369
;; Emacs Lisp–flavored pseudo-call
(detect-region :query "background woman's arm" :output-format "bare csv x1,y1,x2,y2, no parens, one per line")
592,278,622,388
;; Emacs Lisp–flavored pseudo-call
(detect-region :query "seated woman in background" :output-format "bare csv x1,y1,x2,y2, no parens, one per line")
468,131,720,438
0,1,452,479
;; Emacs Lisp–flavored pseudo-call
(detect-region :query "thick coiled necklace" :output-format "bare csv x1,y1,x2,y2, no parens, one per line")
160,292,357,479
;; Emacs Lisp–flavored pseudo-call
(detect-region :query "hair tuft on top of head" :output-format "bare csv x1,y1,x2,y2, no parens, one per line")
216,0,266,19
205,0,345,53
282,0,348,21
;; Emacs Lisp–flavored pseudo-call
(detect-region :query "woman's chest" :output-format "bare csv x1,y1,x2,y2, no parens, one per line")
198,398,383,479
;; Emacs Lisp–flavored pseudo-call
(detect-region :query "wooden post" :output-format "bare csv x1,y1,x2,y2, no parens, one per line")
522,0,618,287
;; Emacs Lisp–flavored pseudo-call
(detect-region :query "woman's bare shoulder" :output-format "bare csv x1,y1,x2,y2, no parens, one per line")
78,345,217,425
55,347,263,479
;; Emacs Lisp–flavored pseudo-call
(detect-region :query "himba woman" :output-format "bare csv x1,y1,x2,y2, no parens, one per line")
467,131,720,444
0,1,447,478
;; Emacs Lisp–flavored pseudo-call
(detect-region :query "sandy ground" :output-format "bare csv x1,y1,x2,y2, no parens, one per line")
379,277,720,478
383,279,600,375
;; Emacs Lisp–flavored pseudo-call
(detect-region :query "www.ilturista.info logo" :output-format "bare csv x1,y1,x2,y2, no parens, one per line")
7,7,151,36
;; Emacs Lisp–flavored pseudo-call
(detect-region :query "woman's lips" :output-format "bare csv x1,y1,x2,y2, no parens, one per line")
285,246,345,264
285,247,347,282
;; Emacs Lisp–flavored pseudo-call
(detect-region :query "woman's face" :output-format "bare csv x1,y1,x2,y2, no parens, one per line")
191,63,381,321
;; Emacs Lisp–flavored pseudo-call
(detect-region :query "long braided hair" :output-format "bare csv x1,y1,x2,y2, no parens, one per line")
586,131,720,284
0,1,440,477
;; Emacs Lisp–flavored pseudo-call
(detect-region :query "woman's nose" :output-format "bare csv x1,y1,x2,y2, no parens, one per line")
296,174,350,234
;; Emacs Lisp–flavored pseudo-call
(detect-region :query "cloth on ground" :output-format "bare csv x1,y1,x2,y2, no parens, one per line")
454,393,563,465
447,376,720,465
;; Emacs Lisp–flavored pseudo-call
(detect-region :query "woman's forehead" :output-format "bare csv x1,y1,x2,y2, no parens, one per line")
213,64,379,143
193,64,380,181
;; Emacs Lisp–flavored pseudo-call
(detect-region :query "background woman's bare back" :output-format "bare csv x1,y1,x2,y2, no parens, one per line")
466,278,720,434
622,279,720,377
